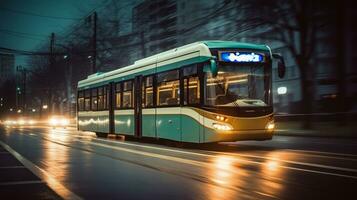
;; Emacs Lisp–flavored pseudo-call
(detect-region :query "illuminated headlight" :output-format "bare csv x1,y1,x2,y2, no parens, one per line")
213,123,232,131
29,120,36,125
215,115,227,122
266,121,275,130
49,118,58,126
60,119,69,126
18,119,25,125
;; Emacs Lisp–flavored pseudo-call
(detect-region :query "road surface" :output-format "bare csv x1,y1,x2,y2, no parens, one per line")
0,125,356,200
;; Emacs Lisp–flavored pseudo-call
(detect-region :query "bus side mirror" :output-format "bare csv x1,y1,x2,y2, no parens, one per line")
210,59,218,77
273,53,286,79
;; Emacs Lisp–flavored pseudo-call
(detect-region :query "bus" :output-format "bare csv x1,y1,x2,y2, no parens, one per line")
77,41,285,143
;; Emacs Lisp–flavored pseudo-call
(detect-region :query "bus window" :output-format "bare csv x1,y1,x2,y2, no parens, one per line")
97,87,104,110
103,86,108,110
143,76,154,107
184,76,200,105
84,90,91,111
78,91,84,111
123,81,133,108
91,88,98,111
183,64,197,77
157,70,180,106
115,83,121,109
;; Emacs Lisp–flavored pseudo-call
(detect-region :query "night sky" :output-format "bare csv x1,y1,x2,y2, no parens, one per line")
0,0,107,66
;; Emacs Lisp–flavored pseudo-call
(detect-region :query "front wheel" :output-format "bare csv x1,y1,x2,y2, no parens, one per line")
95,132,108,138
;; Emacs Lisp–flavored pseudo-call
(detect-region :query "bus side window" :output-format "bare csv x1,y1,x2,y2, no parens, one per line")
78,91,84,111
184,77,200,105
97,87,104,110
143,76,154,107
84,89,91,111
183,65,200,105
103,86,108,110
115,83,122,109
91,88,98,111
123,80,133,108
157,70,180,106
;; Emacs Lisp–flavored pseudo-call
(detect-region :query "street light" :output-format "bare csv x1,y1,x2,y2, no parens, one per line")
42,105,48,109
32,108,36,112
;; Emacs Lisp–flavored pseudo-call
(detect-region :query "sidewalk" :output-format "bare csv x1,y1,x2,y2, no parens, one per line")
0,142,62,200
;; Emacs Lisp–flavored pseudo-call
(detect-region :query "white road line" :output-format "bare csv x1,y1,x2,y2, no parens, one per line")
0,180,44,186
12,129,357,180
0,166,26,169
286,149,357,158
69,138,357,179
0,140,82,200
92,137,357,173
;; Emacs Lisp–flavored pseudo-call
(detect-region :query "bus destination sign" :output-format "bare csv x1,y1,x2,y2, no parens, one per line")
219,52,264,63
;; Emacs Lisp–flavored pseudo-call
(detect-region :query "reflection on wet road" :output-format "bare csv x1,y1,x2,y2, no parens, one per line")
0,125,357,199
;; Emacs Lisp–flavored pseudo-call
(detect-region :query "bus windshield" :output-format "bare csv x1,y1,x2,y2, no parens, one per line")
204,64,270,107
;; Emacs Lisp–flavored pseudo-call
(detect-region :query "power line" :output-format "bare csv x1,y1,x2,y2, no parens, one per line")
0,7,81,20
0,32,47,42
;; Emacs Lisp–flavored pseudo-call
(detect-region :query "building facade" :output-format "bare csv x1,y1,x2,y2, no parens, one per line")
0,53,15,86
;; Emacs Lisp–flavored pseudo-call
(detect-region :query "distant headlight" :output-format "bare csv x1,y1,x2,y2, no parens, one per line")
18,119,25,125
49,118,58,126
60,119,69,126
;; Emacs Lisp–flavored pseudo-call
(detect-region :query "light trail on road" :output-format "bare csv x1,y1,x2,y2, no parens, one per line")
1,125,357,199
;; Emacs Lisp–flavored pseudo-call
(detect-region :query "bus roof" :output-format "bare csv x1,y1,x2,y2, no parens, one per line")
78,41,270,89
202,40,269,51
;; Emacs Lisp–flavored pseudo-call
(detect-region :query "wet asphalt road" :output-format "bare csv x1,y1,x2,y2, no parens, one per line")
0,125,357,200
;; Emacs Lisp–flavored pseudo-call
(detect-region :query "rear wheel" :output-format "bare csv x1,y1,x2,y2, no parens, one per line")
96,132,108,138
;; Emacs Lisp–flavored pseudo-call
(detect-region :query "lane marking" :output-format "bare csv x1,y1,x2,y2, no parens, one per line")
50,136,357,180
0,140,83,200
0,180,44,186
92,137,357,173
13,128,357,179
286,149,357,158
0,166,26,169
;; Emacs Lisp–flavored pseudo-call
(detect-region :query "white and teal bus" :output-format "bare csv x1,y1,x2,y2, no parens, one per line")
77,41,285,143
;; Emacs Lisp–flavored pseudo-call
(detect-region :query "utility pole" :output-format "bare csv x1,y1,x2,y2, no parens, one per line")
16,65,27,114
49,33,55,114
50,33,55,67
22,67,27,114
92,12,97,74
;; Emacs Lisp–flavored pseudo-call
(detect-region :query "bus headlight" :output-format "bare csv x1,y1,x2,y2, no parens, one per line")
213,123,232,131
266,121,275,130
215,115,227,122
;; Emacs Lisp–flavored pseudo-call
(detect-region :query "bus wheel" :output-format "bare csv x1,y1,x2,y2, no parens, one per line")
96,132,108,138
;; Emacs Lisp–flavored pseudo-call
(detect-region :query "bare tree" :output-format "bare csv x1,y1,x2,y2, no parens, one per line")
233,0,335,128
